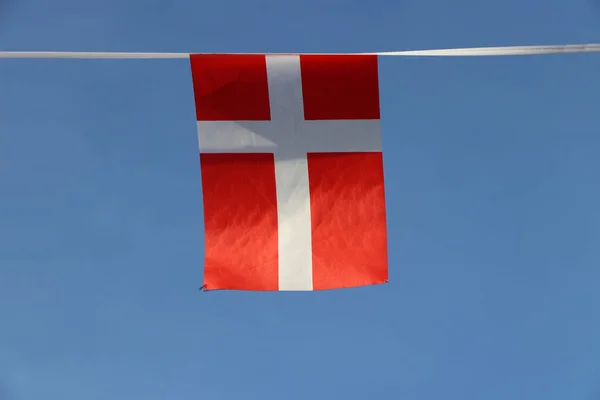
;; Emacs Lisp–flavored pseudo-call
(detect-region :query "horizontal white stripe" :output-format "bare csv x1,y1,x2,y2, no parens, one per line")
301,120,382,153
197,119,381,154
197,121,278,151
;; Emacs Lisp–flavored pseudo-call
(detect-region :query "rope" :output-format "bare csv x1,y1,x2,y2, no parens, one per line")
0,44,599,59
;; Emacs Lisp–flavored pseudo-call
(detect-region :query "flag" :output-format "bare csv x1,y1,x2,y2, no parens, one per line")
190,54,389,291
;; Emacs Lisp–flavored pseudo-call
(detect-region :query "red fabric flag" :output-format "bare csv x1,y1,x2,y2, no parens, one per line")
190,54,388,291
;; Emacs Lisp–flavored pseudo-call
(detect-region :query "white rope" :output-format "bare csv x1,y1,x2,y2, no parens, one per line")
0,44,599,59
0,51,190,59
374,43,600,56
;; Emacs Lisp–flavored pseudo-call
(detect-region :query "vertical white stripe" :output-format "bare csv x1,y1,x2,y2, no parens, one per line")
266,55,313,291
273,154,313,290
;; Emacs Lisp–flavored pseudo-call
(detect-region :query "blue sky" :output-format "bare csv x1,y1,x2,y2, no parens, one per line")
1,0,600,399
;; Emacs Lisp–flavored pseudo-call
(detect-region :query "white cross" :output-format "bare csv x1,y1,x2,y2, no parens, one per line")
197,55,382,290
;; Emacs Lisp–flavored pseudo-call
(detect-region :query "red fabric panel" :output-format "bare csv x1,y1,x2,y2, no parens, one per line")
200,153,279,291
299,55,380,120
308,152,388,290
190,54,271,121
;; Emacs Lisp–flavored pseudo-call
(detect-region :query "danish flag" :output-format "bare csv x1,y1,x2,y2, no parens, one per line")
190,54,389,291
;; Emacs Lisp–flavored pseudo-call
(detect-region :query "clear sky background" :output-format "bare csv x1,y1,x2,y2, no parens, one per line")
1,0,600,399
